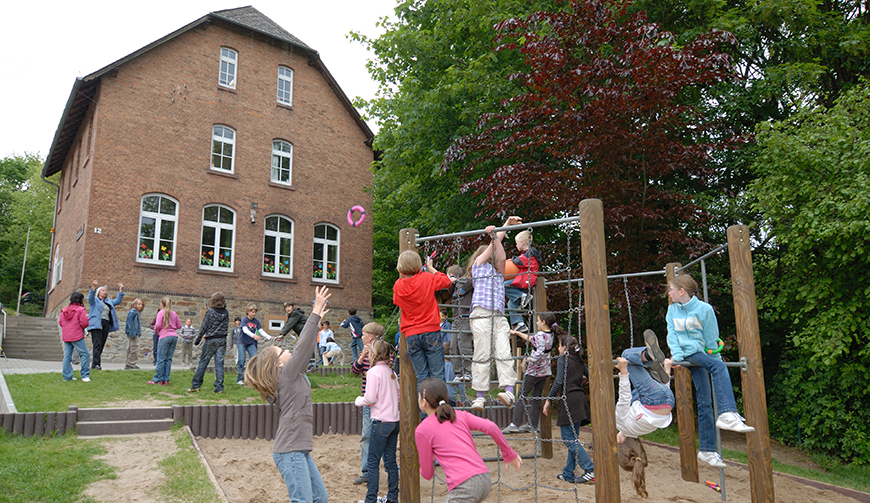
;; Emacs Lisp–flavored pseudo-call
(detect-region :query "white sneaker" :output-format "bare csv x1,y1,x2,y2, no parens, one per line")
502,423,522,434
497,390,515,407
82,377,91,382
716,412,755,433
237,379,245,385
471,397,486,410
697,451,726,468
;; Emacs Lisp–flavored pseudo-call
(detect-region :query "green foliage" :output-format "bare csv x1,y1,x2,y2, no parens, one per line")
0,154,56,313
0,431,114,503
749,83,870,464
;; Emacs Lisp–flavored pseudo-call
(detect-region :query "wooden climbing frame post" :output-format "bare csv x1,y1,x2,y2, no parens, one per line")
578,199,620,503
398,228,421,503
727,225,774,503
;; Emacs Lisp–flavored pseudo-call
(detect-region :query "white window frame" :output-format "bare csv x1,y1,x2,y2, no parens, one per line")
263,215,294,278
312,223,339,283
269,319,284,331
200,204,236,272
211,125,235,172
51,245,62,288
136,194,179,266
219,47,237,88
271,140,293,185
277,66,293,105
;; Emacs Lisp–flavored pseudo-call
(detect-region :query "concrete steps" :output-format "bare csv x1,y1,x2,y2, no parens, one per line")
76,407,174,437
2,316,64,361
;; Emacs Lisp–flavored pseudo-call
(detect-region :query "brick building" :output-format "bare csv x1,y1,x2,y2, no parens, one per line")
41,7,374,346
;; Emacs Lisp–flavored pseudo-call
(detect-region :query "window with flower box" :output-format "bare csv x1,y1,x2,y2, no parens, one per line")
137,194,178,265
263,215,294,277
312,223,339,282
200,205,235,271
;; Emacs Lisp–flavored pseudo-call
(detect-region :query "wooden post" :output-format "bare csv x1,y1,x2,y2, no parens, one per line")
578,199,619,503
668,262,700,483
535,276,553,459
398,228,421,503
727,225,774,503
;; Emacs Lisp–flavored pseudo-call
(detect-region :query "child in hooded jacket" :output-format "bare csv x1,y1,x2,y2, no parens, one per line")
59,291,91,382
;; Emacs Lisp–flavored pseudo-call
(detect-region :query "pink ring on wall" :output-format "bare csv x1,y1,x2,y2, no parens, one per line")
347,205,366,227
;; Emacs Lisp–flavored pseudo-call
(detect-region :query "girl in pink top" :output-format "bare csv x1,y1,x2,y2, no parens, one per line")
416,378,522,502
354,339,400,503
150,297,181,385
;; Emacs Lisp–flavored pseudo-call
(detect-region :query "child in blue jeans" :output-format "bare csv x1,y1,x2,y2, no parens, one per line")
666,274,754,469
237,303,274,385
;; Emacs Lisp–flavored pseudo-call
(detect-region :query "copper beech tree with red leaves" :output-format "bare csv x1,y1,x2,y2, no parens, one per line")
445,0,742,313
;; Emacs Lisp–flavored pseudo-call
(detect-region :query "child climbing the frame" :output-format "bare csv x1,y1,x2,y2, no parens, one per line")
393,249,454,387
503,229,542,333
665,273,754,469
502,312,555,434
354,339,400,503
416,378,522,502
613,329,676,498
543,333,594,484
245,285,331,503
468,217,522,410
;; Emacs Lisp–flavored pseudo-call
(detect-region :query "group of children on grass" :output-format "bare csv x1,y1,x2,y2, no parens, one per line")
58,215,755,503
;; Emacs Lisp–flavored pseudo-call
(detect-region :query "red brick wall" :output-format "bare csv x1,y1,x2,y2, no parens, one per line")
46,20,373,319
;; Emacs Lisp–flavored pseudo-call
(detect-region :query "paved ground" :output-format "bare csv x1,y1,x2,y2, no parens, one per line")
0,357,128,375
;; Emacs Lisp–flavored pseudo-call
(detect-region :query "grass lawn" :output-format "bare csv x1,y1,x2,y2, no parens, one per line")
5,368,361,411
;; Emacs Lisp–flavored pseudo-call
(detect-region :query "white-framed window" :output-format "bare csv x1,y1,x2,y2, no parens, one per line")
271,140,293,184
51,245,63,288
277,66,293,105
269,319,284,331
137,194,178,266
219,47,237,88
211,125,235,172
312,223,339,282
200,205,235,271
263,215,294,277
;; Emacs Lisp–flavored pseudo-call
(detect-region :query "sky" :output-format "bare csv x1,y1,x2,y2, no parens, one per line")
0,0,398,159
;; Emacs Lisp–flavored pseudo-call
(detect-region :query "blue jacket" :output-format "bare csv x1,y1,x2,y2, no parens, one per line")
87,288,125,332
125,308,141,337
340,314,364,338
665,296,721,362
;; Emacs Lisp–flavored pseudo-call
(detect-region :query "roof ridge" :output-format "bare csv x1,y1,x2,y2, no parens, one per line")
209,5,313,53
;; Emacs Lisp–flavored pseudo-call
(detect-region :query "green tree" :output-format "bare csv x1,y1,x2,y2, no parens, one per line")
0,154,56,314
748,83,870,464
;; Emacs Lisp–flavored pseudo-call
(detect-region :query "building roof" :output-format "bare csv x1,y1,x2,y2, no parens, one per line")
42,6,373,178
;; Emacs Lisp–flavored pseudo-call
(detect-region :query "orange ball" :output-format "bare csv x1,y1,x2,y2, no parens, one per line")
504,260,519,279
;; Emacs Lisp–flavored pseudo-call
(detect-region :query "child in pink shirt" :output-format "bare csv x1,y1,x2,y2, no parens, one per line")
415,378,522,501
354,339,400,503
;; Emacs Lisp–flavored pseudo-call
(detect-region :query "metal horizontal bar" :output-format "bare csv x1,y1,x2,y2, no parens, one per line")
545,269,667,286
676,243,728,272
416,216,581,244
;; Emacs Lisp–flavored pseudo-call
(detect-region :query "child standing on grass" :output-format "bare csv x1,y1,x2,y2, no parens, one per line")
665,274,754,469
543,333,594,484
354,339,400,503
59,291,91,382
502,312,555,434
150,297,180,385
350,322,385,486
179,318,196,365
468,217,522,410
393,250,454,387
237,303,273,385
416,378,522,502
188,292,230,394
245,286,331,503
124,298,144,370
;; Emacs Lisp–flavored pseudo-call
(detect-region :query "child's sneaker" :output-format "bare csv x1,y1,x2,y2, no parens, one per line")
643,329,669,384
502,423,522,434
697,451,726,468
556,474,574,483
81,377,90,382
471,397,486,410
520,292,533,309
513,322,529,333
518,424,536,433
497,390,515,407
716,412,755,433
577,471,595,484
237,379,245,385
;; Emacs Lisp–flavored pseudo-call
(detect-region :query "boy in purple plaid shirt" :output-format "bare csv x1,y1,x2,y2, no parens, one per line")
467,216,523,410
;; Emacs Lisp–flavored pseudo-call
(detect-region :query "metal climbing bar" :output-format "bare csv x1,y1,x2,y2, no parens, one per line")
545,268,666,286
675,243,728,273
415,215,581,244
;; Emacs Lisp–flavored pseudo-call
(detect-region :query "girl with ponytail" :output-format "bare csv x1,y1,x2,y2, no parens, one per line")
415,378,522,501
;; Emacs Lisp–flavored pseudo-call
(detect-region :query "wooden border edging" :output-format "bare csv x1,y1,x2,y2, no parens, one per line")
184,425,230,503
